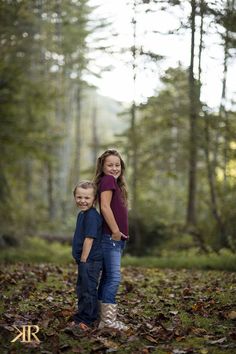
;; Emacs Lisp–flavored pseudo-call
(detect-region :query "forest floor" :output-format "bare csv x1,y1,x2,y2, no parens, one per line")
0,263,236,354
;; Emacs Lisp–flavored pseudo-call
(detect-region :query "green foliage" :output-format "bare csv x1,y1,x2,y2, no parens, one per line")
123,249,236,271
0,0,95,235
127,214,169,255
122,63,236,254
0,237,71,265
125,66,190,225
1,237,236,272
0,0,235,257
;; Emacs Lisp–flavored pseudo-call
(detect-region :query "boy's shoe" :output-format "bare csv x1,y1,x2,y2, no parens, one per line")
65,321,90,332
78,322,90,331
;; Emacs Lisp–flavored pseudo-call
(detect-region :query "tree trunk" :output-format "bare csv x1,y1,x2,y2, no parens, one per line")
92,103,99,167
130,0,141,253
186,0,197,226
46,161,56,220
198,0,204,86
54,0,64,218
74,85,82,182
220,8,230,188
203,114,226,247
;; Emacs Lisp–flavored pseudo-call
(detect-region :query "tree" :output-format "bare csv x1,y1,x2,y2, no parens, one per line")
186,0,198,226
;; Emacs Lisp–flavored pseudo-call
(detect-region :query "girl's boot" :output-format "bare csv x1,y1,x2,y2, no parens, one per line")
98,303,129,331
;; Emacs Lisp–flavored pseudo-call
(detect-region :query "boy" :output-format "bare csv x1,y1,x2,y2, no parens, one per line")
72,181,102,330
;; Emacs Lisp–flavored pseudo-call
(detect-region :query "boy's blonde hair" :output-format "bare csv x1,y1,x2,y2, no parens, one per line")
73,180,97,197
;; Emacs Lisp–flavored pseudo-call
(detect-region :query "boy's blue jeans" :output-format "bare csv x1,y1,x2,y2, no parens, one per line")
73,260,102,326
98,234,125,304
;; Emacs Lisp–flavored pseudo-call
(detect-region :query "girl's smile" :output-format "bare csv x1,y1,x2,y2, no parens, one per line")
103,155,121,179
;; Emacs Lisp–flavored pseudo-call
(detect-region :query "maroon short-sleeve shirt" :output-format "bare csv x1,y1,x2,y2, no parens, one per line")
99,175,128,236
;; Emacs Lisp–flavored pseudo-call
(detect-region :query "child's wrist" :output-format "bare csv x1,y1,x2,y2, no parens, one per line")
112,229,120,237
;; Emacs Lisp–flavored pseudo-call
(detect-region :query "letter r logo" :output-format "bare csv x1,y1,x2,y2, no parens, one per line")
11,325,40,343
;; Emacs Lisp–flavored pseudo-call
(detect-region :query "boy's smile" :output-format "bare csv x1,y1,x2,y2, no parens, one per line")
74,187,95,211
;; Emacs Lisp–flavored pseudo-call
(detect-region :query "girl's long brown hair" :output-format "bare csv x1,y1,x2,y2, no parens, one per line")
93,149,128,204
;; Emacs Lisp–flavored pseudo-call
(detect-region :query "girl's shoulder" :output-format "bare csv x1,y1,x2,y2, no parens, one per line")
99,175,117,190
100,174,116,182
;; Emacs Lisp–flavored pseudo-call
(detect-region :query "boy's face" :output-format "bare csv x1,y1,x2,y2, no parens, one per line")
74,187,95,211
103,155,121,179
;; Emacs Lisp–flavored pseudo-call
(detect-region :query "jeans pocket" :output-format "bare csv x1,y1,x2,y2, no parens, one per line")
111,235,121,242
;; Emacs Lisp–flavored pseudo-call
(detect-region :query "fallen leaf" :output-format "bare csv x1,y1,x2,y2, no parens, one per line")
145,335,158,344
191,327,207,336
172,349,187,354
175,336,185,342
46,296,54,302
229,331,236,340
208,337,227,345
170,311,178,316
227,311,236,320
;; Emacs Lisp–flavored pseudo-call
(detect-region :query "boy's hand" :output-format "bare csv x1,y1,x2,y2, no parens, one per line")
80,237,93,263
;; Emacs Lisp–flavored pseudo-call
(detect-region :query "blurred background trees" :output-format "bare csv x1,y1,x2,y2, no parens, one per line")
0,0,235,256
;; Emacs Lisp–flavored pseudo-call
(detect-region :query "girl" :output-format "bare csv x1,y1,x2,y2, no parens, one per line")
94,149,129,330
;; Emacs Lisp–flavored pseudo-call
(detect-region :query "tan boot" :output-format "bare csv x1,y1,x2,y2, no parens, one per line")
98,303,129,331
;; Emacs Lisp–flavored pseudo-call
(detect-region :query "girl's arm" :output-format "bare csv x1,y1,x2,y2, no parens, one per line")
100,190,121,241
81,237,94,262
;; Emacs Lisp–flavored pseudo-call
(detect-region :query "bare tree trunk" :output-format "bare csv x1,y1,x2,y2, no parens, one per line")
130,0,141,253
25,160,33,203
46,161,56,220
74,85,82,182
92,102,99,167
185,0,208,252
203,115,226,245
54,0,65,218
198,0,204,86
186,0,197,226
220,13,229,188
0,162,9,204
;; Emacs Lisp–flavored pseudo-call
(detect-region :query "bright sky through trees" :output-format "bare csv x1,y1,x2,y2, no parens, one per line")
89,0,235,109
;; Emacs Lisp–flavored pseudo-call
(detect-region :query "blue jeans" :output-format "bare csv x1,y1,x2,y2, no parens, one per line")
73,260,102,326
98,234,125,304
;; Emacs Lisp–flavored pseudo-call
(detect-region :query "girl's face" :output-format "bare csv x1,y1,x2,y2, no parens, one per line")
103,155,121,179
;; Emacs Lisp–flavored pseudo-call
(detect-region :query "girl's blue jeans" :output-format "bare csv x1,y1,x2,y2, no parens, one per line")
98,234,125,304
74,260,102,326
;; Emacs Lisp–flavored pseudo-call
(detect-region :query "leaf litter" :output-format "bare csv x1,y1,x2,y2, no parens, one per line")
0,263,236,353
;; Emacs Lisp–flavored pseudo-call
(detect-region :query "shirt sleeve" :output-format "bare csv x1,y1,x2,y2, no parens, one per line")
83,209,101,239
100,175,117,193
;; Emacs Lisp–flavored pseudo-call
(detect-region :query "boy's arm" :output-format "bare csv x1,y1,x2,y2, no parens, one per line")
80,237,94,262
100,190,121,241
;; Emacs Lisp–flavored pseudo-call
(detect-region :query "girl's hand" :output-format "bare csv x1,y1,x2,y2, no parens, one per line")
112,231,121,241
120,232,129,240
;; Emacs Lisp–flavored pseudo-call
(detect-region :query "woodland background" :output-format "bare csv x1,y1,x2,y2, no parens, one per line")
0,0,236,261
1,1,236,353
